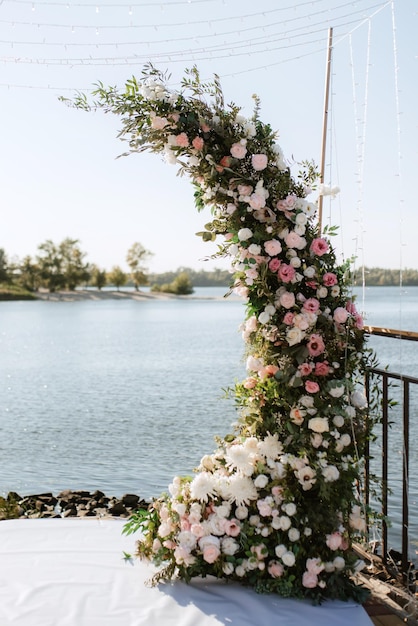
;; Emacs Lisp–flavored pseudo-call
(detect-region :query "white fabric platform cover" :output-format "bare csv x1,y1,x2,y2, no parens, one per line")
0,518,373,626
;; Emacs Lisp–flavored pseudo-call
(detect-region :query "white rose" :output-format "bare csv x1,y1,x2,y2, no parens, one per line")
304,266,316,278
282,551,296,567
283,502,296,516
317,286,328,298
333,415,345,427
279,515,291,530
333,556,345,570
275,544,287,558
235,505,248,520
322,465,340,482
329,384,345,398
238,228,253,241
286,327,304,346
223,562,235,575
288,528,300,542
308,417,329,433
221,537,239,555
248,243,261,255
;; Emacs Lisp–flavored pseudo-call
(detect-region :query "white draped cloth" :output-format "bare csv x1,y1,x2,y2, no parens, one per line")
0,518,373,626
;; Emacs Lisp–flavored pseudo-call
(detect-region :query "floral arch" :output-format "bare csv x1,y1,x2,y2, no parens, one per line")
72,66,374,603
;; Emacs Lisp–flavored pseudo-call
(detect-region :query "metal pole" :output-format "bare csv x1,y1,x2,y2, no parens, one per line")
318,27,333,233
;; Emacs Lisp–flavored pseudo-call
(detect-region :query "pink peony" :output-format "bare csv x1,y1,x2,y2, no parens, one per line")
323,272,338,286
238,184,253,196
243,377,257,389
307,333,325,357
305,380,320,394
230,142,247,159
310,237,329,256
175,132,189,147
278,264,296,283
251,153,268,171
192,136,204,150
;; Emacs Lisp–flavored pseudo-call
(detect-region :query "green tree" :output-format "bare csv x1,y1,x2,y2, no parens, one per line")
17,256,41,292
0,248,10,283
36,240,64,292
107,265,127,291
89,264,107,290
59,238,90,290
126,242,153,290
151,271,194,295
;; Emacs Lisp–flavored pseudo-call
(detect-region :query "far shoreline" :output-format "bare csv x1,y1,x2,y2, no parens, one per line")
32,288,242,302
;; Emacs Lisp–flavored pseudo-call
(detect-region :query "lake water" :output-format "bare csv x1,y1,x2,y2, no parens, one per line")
1,285,417,560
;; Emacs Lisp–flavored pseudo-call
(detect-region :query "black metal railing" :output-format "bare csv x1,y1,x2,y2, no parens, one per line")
364,325,418,584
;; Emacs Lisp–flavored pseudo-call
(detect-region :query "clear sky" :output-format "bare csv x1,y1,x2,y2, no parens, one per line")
1,0,417,274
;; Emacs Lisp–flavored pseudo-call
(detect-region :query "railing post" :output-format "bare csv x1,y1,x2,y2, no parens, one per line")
382,373,389,565
402,379,410,583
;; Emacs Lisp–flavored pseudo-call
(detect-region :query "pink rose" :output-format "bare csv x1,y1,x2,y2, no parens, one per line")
285,231,305,249
323,272,337,286
305,380,320,393
238,184,253,196
175,132,189,147
333,307,349,324
280,292,296,310
192,136,204,150
243,377,257,389
283,312,295,325
251,153,268,171
326,532,343,551
307,333,325,357
315,361,330,376
302,571,318,588
230,142,247,159
268,561,284,578
202,544,221,563
278,264,296,283
151,116,168,130
201,122,210,133
303,298,320,313
310,237,329,256
269,258,281,272
249,192,266,210
299,362,313,376
190,523,206,538
264,239,282,256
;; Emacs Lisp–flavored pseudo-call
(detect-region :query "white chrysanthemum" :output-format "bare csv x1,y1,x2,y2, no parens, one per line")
257,433,283,460
225,475,258,505
225,444,255,476
190,471,218,502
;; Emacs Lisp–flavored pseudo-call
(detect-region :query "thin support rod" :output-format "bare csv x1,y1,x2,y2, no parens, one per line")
318,27,333,233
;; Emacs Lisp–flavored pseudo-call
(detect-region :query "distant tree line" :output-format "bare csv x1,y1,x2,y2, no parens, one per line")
0,240,230,298
3,240,416,297
353,267,418,286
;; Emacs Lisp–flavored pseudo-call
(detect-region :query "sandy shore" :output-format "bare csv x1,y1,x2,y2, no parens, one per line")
35,289,180,302
34,289,240,302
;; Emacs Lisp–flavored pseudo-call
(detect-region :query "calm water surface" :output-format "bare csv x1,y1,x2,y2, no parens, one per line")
0,286,417,558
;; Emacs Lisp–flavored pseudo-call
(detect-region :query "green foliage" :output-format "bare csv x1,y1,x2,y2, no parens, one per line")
0,283,37,301
89,265,107,290
107,265,128,290
0,495,21,520
126,242,153,290
151,271,194,295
